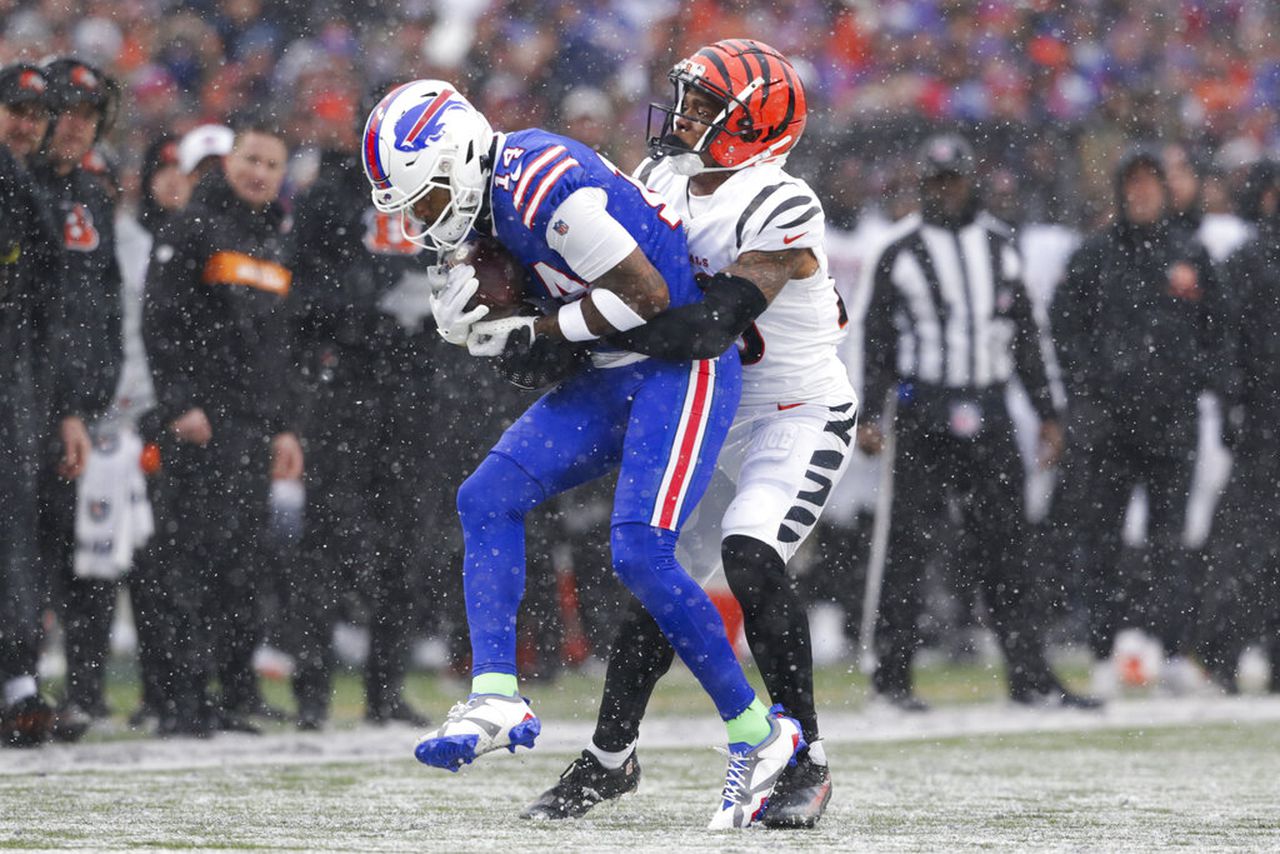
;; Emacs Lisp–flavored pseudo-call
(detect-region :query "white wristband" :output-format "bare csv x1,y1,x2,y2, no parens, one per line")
558,299,598,342
590,288,647,332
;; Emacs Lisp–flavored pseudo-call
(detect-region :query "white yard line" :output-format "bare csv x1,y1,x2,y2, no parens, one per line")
4,695,1278,777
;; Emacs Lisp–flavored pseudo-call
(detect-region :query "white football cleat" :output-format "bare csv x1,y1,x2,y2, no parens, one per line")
708,707,805,829
413,694,540,772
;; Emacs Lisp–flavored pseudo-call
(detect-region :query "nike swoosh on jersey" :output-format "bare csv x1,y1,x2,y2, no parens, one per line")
777,402,804,411
782,232,809,245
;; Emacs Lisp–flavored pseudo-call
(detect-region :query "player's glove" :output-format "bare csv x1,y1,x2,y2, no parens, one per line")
430,263,488,346
469,315,589,390
424,263,449,295
467,316,536,357
498,337,590,391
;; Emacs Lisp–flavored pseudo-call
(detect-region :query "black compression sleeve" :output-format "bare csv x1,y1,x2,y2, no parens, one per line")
609,272,767,360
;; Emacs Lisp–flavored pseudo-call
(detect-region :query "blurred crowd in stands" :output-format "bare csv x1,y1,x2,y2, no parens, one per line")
3,0,1280,745
3,0,1280,222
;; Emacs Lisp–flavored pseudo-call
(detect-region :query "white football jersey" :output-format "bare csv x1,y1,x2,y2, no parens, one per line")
639,157,854,408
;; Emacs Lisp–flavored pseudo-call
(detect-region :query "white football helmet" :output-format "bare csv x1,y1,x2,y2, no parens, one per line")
361,79,494,252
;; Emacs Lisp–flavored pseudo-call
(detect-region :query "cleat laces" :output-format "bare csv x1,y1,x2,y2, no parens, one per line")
715,746,751,809
443,700,472,722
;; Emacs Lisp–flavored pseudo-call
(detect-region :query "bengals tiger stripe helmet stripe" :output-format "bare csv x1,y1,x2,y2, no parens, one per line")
647,39,807,173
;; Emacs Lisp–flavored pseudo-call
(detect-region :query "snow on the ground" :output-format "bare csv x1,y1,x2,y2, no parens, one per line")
5,695,1278,777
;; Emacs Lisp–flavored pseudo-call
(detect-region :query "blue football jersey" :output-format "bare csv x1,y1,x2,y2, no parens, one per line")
485,128,700,310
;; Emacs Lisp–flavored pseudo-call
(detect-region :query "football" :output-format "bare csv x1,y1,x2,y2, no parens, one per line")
450,238,526,318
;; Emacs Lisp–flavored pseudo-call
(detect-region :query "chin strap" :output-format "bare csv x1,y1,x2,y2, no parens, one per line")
668,135,794,177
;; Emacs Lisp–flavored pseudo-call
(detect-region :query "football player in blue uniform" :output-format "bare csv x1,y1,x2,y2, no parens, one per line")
361,80,802,827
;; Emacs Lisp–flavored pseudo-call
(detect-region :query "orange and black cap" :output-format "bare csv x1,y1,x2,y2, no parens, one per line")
0,63,50,109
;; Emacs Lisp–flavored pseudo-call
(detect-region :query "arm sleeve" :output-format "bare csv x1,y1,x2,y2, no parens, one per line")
25,195,68,418
1217,248,1249,410
140,219,204,439
544,187,637,282
1194,246,1228,400
1048,244,1093,401
608,272,767,360
860,244,901,424
1003,241,1058,421
266,287,299,437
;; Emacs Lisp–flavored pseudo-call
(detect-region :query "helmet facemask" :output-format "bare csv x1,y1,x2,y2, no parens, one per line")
646,61,768,176
646,41,806,177
399,150,485,252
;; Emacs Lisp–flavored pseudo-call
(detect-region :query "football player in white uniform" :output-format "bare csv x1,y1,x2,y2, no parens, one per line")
523,39,854,829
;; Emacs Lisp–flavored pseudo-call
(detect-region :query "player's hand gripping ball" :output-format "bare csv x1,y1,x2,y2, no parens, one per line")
429,264,488,346
448,238,525,318
467,315,535,357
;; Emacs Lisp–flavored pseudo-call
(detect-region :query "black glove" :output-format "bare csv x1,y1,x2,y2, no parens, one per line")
493,332,591,391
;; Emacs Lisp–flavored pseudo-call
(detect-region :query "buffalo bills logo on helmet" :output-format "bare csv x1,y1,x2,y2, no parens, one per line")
393,88,468,153
362,82,415,191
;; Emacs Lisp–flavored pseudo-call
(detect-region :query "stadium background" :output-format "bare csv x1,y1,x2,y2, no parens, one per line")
2,0,1278,226
5,1,1280,849
1,0,1276,696
1,0,1275,693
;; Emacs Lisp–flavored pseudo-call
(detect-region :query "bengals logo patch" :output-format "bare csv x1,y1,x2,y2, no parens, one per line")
362,209,423,256
63,203,101,252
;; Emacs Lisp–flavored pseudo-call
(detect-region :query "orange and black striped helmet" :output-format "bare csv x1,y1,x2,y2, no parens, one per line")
647,39,807,171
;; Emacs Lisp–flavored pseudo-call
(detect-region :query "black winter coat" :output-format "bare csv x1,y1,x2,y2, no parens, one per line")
1,146,61,505
1221,221,1280,448
0,145,60,371
1051,219,1223,439
142,170,297,438
31,158,123,420
290,149,435,349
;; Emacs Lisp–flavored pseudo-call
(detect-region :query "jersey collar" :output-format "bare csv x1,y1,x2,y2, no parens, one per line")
479,131,507,239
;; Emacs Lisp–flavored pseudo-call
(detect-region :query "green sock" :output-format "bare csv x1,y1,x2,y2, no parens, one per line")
471,673,519,697
725,697,772,746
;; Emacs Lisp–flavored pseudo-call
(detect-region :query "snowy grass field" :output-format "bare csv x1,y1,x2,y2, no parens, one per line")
4,665,1280,850
5,719,1280,851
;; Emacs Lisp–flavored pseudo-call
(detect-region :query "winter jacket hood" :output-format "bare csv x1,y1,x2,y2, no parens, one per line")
1111,144,1173,244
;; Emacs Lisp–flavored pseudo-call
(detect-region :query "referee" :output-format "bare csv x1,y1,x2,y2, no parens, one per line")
858,134,1098,710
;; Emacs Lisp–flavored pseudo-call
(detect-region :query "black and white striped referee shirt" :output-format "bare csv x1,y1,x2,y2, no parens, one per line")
860,210,1057,423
